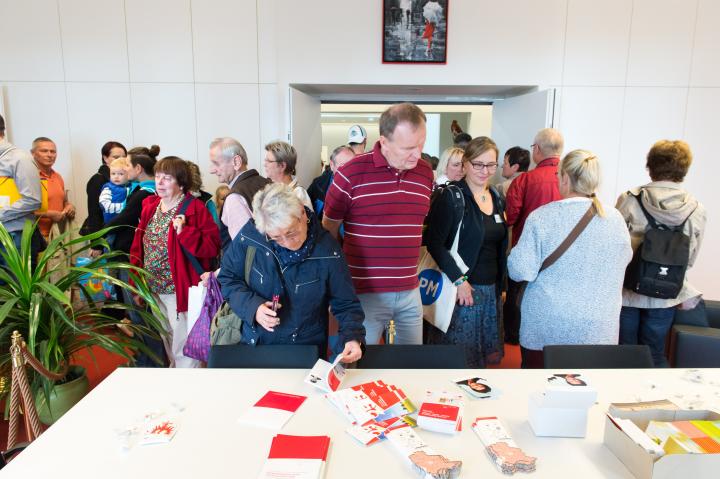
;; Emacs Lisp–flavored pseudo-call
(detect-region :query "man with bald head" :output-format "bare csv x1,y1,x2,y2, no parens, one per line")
503,128,563,344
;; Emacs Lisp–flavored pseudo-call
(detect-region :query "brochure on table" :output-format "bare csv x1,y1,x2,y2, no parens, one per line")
238,391,307,430
304,355,346,393
417,390,464,435
258,434,331,479
604,400,720,479
385,423,462,479
529,373,597,438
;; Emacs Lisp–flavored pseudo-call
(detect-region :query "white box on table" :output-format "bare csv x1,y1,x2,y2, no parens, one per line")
528,392,591,438
603,403,720,479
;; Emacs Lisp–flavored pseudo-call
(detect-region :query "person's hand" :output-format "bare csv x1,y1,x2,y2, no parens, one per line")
456,280,474,306
89,248,103,258
255,301,282,332
63,203,76,220
46,210,65,223
200,271,213,286
133,294,145,307
339,340,362,363
172,214,185,235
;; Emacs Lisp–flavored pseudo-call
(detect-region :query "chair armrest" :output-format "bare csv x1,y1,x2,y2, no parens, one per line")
704,300,720,329
669,324,720,368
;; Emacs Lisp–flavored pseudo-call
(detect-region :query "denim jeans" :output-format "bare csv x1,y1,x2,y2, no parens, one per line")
619,305,675,367
358,289,423,345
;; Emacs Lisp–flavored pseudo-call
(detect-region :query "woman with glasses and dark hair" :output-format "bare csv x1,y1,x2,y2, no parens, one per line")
424,136,508,368
218,183,365,363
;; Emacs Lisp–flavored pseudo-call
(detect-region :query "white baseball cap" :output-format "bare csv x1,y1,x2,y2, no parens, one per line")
348,125,367,144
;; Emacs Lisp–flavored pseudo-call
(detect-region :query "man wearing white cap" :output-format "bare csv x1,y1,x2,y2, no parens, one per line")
348,124,367,155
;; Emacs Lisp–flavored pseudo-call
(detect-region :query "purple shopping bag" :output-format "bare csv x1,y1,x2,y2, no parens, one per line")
183,273,223,362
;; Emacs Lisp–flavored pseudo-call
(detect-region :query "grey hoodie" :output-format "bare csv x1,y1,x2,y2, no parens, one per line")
616,181,707,308
0,137,42,232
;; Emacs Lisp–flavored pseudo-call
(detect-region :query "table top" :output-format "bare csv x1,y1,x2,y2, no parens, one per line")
4,367,720,478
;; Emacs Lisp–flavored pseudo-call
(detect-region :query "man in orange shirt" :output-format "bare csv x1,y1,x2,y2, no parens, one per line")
31,137,75,239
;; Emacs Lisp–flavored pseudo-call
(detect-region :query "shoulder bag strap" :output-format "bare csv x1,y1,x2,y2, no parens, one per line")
539,203,596,273
177,195,205,276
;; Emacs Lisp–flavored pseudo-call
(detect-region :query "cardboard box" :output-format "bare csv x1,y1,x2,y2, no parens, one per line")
604,402,720,479
528,392,591,438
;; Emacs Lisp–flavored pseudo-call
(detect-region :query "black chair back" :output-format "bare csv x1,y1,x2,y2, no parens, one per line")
357,345,466,369
208,344,319,368
543,344,654,369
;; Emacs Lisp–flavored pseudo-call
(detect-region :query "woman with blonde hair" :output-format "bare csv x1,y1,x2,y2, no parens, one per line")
508,149,632,368
435,146,465,185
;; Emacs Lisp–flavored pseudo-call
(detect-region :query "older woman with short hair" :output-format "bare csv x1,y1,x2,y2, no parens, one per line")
263,141,313,210
508,150,632,368
617,140,706,367
217,183,364,362
130,156,220,367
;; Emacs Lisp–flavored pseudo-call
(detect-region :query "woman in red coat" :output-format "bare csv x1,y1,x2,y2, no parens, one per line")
130,156,220,367
422,19,435,54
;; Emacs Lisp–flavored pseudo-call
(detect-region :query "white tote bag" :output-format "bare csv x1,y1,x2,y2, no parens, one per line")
418,220,468,333
186,281,207,335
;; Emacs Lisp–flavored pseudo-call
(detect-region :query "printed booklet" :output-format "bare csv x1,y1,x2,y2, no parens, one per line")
238,391,307,430
258,434,331,479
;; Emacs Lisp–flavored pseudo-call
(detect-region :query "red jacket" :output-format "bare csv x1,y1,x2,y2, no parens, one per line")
505,157,561,247
130,194,220,312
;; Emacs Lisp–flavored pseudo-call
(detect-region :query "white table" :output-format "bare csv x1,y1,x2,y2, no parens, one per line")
3,368,720,478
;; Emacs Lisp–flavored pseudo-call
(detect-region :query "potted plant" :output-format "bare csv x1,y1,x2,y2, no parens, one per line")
0,221,165,424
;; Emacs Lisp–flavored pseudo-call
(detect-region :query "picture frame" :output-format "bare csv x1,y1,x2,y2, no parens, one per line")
382,0,449,64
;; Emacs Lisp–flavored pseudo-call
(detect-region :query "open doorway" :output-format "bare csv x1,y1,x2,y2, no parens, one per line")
289,84,556,187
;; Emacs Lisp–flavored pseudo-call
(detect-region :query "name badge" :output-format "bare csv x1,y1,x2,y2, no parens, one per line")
494,214,503,224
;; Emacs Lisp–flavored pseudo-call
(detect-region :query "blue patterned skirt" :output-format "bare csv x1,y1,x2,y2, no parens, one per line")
427,283,504,368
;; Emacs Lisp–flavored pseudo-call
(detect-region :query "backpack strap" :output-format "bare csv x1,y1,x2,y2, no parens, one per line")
445,184,465,241
177,195,205,276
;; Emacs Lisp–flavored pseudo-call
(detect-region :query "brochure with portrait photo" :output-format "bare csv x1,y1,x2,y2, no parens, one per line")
454,376,497,399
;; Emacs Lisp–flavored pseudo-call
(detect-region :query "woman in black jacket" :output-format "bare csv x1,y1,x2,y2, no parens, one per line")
80,141,126,235
424,137,508,367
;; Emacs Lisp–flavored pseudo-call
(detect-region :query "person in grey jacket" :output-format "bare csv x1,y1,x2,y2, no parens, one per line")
0,114,43,270
218,183,365,363
617,140,706,367
508,149,632,368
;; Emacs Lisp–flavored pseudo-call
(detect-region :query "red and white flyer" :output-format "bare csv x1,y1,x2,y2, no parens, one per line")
304,355,346,393
417,390,463,435
258,434,331,479
238,391,307,430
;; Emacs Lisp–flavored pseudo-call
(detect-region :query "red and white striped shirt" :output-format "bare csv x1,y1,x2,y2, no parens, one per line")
324,142,433,294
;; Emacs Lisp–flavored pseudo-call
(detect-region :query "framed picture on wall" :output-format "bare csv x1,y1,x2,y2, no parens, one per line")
382,0,448,64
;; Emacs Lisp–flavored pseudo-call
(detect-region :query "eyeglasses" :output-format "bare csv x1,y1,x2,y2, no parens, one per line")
266,217,303,244
469,162,498,171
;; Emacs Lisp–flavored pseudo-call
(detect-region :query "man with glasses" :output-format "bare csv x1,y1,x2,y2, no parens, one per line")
503,128,563,344
323,103,434,345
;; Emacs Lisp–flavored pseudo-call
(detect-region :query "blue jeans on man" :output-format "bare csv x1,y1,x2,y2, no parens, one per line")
619,306,675,367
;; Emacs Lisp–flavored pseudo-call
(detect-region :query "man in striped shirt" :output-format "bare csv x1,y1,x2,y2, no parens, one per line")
322,103,433,345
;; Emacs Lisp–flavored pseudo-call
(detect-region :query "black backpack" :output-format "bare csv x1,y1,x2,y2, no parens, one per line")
623,191,694,299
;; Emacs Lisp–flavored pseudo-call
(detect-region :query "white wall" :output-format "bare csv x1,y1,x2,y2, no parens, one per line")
1,0,718,298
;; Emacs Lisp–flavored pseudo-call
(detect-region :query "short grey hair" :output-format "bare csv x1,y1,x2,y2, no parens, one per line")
209,137,248,167
534,128,564,158
252,183,304,234
330,145,354,166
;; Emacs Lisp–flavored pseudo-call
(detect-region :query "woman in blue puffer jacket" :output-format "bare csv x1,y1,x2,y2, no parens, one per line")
218,183,365,362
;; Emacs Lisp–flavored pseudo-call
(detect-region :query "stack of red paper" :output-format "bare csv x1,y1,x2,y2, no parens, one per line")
258,434,331,479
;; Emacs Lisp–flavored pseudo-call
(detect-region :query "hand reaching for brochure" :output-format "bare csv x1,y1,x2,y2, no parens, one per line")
339,340,362,363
